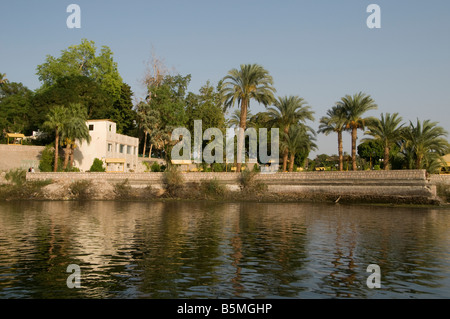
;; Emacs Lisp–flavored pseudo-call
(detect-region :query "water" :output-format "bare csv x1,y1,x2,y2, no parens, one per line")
0,201,449,299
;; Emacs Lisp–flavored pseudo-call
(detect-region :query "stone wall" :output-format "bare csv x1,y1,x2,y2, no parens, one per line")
0,145,45,172
25,169,437,203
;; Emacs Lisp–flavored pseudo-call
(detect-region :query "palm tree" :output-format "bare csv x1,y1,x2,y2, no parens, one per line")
227,109,253,128
61,103,91,170
401,119,450,171
280,124,317,172
318,105,347,171
337,92,378,170
43,106,68,172
266,95,314,172
364,113,403,170
0,73,7,85
220,64,276,172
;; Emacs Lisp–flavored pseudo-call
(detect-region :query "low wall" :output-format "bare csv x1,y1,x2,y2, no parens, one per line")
25,170,438,203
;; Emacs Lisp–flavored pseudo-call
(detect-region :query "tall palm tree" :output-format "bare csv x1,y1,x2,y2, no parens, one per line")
43,106,68,172
318,105,347,171
220,64,276,172
0,73,7,85
337,92,378,170
401,119,449,171
266,95,314,172
280,124,317,172
61,103,91,170
227,109,254,128
364,113,403,170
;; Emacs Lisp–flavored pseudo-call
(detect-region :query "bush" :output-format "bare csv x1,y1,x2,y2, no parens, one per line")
39,145,55,172
162,166,184,196
239,170,267,193
89,158,105,172
151,162,161,172
114,179,133,199
5,169,26,186
200,178,226,199
436,184,450,203
69,180,92,200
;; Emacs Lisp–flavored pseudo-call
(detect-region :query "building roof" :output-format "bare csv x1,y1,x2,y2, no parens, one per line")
443,154,450,167
6,133,25,138
105,158,126,163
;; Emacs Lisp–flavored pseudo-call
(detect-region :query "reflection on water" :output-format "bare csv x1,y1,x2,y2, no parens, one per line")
0,201,449,299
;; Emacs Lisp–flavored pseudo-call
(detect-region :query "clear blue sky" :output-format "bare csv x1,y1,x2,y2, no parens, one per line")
1,0,449,156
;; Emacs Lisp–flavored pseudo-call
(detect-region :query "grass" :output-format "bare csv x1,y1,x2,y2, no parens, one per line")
200,178,227,199
436,183,450,203
162,166,184,197
239,170,268,194
69,180,93,200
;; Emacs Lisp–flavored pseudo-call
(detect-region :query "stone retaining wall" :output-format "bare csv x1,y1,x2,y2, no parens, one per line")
0,144,45,171
25,170,437,203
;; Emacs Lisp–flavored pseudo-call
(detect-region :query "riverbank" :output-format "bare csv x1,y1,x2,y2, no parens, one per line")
0,169,448,205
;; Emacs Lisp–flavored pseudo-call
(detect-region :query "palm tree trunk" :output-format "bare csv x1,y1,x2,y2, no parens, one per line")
69,145,75,168
63,144,70,170
338,131,343,171
149,144,153,159
351,127,357,171
54,129,59,172
282,127,289,172
142,131,148,158
384,145,390,170
236,99,248,173
289,154,295,172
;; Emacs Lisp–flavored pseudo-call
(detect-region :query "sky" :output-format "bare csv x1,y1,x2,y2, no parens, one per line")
1,0,449,157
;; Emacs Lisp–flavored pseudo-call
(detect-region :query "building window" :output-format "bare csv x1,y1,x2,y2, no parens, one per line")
109,125,112,132
127,145,132,154
108,143,112,152
119,144,125,153
89,124,94,131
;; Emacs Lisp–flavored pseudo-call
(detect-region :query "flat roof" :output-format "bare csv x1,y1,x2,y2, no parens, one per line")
6,133,25,138
105,158,126,163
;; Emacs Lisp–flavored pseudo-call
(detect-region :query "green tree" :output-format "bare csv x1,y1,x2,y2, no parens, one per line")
318,105,347,171
36,39,123,103
280,124,317,172
89,158,106,172
110,83,136,136
0,81,33,136
43,106,68,172
357,139,384,169
364,113,404,170
401,119,450,172
61,103,91,170
338,92,378,170
220,64,276,172
267,95,315,172
0,73,8,85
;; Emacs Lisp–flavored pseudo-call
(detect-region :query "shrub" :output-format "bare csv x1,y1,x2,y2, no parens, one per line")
151,162,161,172
239,170,267,193
89,158,105,172
5,169,26,186
69,180,92,200
436,184,450,203
200,178,226,199
162,166,184,196
39,145,54,172
114,179,133,199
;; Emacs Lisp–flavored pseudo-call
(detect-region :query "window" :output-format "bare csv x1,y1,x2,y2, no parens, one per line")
89,124,94,131
108,144,112,152
109,125,112,132
127,145,132,154
119,144,125,153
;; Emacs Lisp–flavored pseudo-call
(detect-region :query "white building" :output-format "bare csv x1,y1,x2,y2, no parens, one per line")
74,120,139,172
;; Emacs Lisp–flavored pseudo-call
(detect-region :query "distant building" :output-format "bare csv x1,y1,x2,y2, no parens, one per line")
73,120,139,172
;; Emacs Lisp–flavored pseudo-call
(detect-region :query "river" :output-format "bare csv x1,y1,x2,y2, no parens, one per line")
0,201,449,299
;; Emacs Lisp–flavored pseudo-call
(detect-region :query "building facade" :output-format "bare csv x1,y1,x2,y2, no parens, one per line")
73,120,139,172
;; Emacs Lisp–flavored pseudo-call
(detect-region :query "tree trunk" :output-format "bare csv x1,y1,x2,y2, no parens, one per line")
384,145,390,170
338,131,343,171
142,131,148,158
236,99,248,173
149,144,153,159
54,129,59,172
282,126,289,172
63,144,70,171
351,127,357,171
289,154,295,172
69,145,75,169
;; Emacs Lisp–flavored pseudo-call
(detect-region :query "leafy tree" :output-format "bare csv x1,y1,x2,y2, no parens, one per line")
220,64,276,172
364,113,404,170
0,81,34,136
0,73,8,85
38,145,55,172
338,92,378,170
318,105,347,171
31,75,113,128
110,83,136,136
266,95,314,172
357,139,384,169
36,39,123,103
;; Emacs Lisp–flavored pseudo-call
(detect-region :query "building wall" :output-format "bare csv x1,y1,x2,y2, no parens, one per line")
73,120,139,172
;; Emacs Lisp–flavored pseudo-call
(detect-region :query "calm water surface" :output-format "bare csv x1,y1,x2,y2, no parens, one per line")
0,201,449,299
